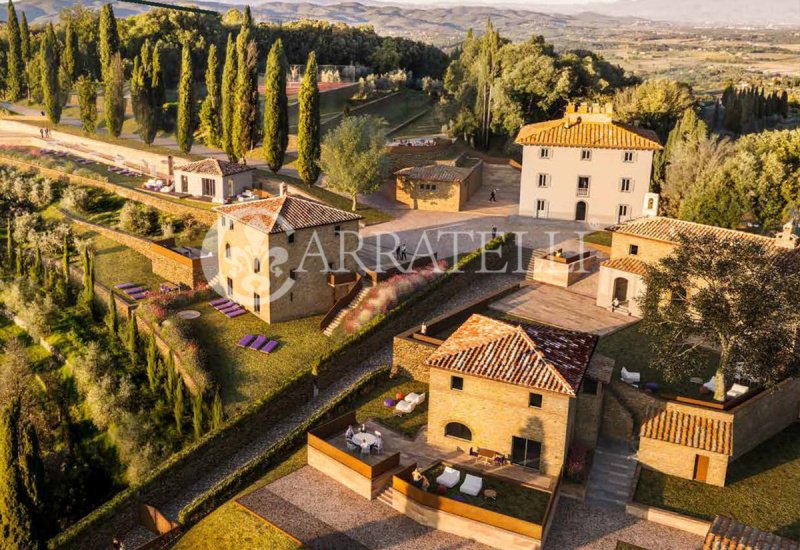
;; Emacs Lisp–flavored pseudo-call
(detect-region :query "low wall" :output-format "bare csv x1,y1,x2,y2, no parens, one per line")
531,254,596,288
731,377,800,459
626,501,711,536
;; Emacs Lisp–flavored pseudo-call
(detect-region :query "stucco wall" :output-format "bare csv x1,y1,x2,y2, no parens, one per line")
596,265,647,317
426,368,573,476
638,439,728,486
174,169,254,203
518,145,654,224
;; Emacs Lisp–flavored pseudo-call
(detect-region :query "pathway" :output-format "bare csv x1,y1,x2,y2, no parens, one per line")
584,438,639,509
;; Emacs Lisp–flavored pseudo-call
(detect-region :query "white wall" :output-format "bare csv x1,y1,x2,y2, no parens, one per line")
518,145,655,225
175,170,253,203
596,266,646,317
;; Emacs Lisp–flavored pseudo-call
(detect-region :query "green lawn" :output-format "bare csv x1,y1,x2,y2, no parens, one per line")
634,423,800,540
181,303,333,415
352,376,429,438
352,90,433,130
582,230,613,248
0,315,51,365
596,323,720,401
422,463,551,524
76,228,166,293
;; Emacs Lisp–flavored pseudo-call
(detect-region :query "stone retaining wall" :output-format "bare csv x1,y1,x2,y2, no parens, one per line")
391,336,438,381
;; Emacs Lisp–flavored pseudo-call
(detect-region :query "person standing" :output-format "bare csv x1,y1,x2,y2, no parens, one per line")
400,243,408,261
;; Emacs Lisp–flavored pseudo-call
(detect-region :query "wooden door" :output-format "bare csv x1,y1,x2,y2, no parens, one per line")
693,454,709,482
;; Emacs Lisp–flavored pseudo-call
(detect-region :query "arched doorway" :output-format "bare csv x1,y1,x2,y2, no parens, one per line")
613,277,629,303
444,422,472,441
575,201,587,221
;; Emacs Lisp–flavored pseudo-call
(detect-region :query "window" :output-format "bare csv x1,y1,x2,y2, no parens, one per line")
582,379,599,395
580,149,592,161
629,244,639,256
539,147,551,159
289,269,297,280
511,436,541,470
201,177,216,197
334,225,341,237
220,215,226,228
180,175,188,193
620,178,633,192
287,232,295,244
535,199,547,219
537,173,549,188
431,184,437,191
528,392,542,408
253,292,261,313
623,151,636,163
444,422,472,441
229,219,234,230
577,176,590,196
254,257,261,273
226,277,233,295
450,376,464,391
617,204,630,222
225,243,231,259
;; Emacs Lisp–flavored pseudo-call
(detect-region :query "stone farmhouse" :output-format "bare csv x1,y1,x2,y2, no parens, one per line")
515,102,661,224
213,191,362,323
173,158,255,203
394,156,483,212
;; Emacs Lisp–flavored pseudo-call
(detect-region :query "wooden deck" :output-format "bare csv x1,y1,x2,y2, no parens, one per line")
488,281,637,336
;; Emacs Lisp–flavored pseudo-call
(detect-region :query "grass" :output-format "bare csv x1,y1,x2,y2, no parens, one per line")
634,423,800,540
422,463,551,524
352,90,433,130
175,447,307,550
390,107,441,138
582,230,613,248
0,315,51,365
352,376,429,438
182,303,334,415
596,323,720,401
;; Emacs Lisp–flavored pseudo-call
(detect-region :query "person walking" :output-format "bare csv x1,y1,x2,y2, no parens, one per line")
489,189,497,202
400,243,408,261
39,128,44,139
491,225,497,239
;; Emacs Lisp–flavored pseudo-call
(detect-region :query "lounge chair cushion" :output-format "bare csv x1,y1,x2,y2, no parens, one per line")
395,400,416,414
260,340,278,353
248,335,267,350
228,309,247,318
459,474,483,496
727,383,749,399
237,334,256,347
436,467,460,489
210,297,228,307
621,367,641,383
703,377,716,393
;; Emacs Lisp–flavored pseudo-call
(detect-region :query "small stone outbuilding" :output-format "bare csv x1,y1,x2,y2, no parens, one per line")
173,158,255,203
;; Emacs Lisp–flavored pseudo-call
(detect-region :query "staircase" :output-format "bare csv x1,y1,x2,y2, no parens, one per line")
376,486,395,508
585,439,638,510
323,283,372,337
524,248,548,281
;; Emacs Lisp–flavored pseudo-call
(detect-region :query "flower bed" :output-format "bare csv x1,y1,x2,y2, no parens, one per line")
341,260,448,334
0,146,113,183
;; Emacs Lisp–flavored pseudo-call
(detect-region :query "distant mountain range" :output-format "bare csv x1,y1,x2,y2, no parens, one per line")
5,0,800,36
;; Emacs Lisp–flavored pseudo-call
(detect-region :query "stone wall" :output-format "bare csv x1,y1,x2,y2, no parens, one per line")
638,438,728,487
150,244,208,289
574,386,604,449
391,336,438,381
599,388,635,442
731,377,800,459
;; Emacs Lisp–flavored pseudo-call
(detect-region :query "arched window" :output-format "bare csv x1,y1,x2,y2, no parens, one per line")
254,257,261,273
225,243,231,259
444,422,472,441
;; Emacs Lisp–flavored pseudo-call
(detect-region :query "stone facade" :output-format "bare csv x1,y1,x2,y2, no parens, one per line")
394,160,483,212
599,388,635,442
574,385,604,449
638,438,729,487
731,377,800,459
391,336,439,382
426,367,574,477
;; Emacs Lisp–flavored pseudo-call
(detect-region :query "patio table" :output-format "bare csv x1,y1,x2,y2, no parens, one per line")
476,448,499,465
351,433,376,447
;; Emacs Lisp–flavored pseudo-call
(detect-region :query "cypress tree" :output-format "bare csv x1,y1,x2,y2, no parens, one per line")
76,76,97,134
104,53,125,138
151,45,165,131
210,388,223,430
780,90,789,118
0,400,35,550
61,232,69,280
221,33,238,160
146,333,158,392
173,378,184,435
297,52,321,186
105,293,117,336
125,317,138,366
263,39,289,172
176,43,194,154
41,24,62,124
164,352,176,404
199,44,222,148
15,245,23,277
98,3,119,82
6,0,24,101
6,218,14,268
80,246,94,308
31,247,42,286
62,22,78,82
17,420,44,540
131,43,157,145
192,394,203,440
19,11,29,62
232,27,258,161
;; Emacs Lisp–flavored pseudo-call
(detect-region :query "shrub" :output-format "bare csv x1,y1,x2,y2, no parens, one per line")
118,202,159,236
565,441,589,483
61,186,91,214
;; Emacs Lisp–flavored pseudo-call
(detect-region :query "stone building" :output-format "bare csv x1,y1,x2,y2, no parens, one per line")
704,515,799,550
214,192,361,323
394,158,483,212
596,216,796,317
422,313,599,477
515,102,661,224
173,158,255,203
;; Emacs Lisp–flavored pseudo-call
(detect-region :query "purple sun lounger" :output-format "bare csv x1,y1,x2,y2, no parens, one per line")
219,303,241,314
227,309,247,319
248,335,267,350
130,292,148,300
214,300,234,310
115,282,137,290
260,340,278,354
124,286,145,295
237,334,256,348
210,297,228,307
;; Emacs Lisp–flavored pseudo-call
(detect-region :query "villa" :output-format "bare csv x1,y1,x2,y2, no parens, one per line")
173,158,256,203
213,189,362,323
515,102,661,224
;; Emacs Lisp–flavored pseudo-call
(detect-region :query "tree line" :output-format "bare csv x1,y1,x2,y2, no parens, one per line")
713,83,791,135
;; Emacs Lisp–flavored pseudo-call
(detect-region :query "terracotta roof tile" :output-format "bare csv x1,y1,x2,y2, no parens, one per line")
608,216,776,249
515,118,662,151
175,158,256,176
640,408,733,455
704,515,799,550
395,164,474,183
424,314,597,396
213,195,362,234
601,257,649,276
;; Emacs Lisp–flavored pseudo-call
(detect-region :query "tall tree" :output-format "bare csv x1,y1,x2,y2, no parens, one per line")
320,114,389,210
17,420,44,541
199,44,222,148
296,52,321,186
176,43,194,153
232,29,258,161
41,24,62,124
151,45,165,133
0,400,36,550
6,0,24,101
641,233,800,402
173,378,184,435
76,76,97,134
262,39,289,172
62,21,78,81
220,34,238,160
103,52,125,138
19,11,29,62
131,42,157,145
98,3,119,82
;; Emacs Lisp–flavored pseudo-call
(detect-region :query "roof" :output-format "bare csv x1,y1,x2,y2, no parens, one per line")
174,158,256,177
601,257,649,276
424,314,597,396
640,408,733,455
586,354,615,384
704,516,799,550
515,118,662,151
395,164,474,183
608,216,777,249
213,195,362,234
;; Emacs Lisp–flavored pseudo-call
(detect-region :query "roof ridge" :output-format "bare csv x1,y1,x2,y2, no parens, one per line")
514,325,575,395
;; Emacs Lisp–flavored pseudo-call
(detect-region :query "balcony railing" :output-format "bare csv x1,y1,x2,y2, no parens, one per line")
576,187,590,197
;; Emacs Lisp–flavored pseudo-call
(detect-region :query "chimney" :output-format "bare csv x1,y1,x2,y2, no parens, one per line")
775,219,799,249
279,182,288,197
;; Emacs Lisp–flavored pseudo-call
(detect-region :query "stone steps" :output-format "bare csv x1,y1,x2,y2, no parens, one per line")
585,440,638,510
323,286,372,336
376,486,394,507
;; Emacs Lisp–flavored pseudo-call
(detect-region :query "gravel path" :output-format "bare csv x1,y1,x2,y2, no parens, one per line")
120,272,519,547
